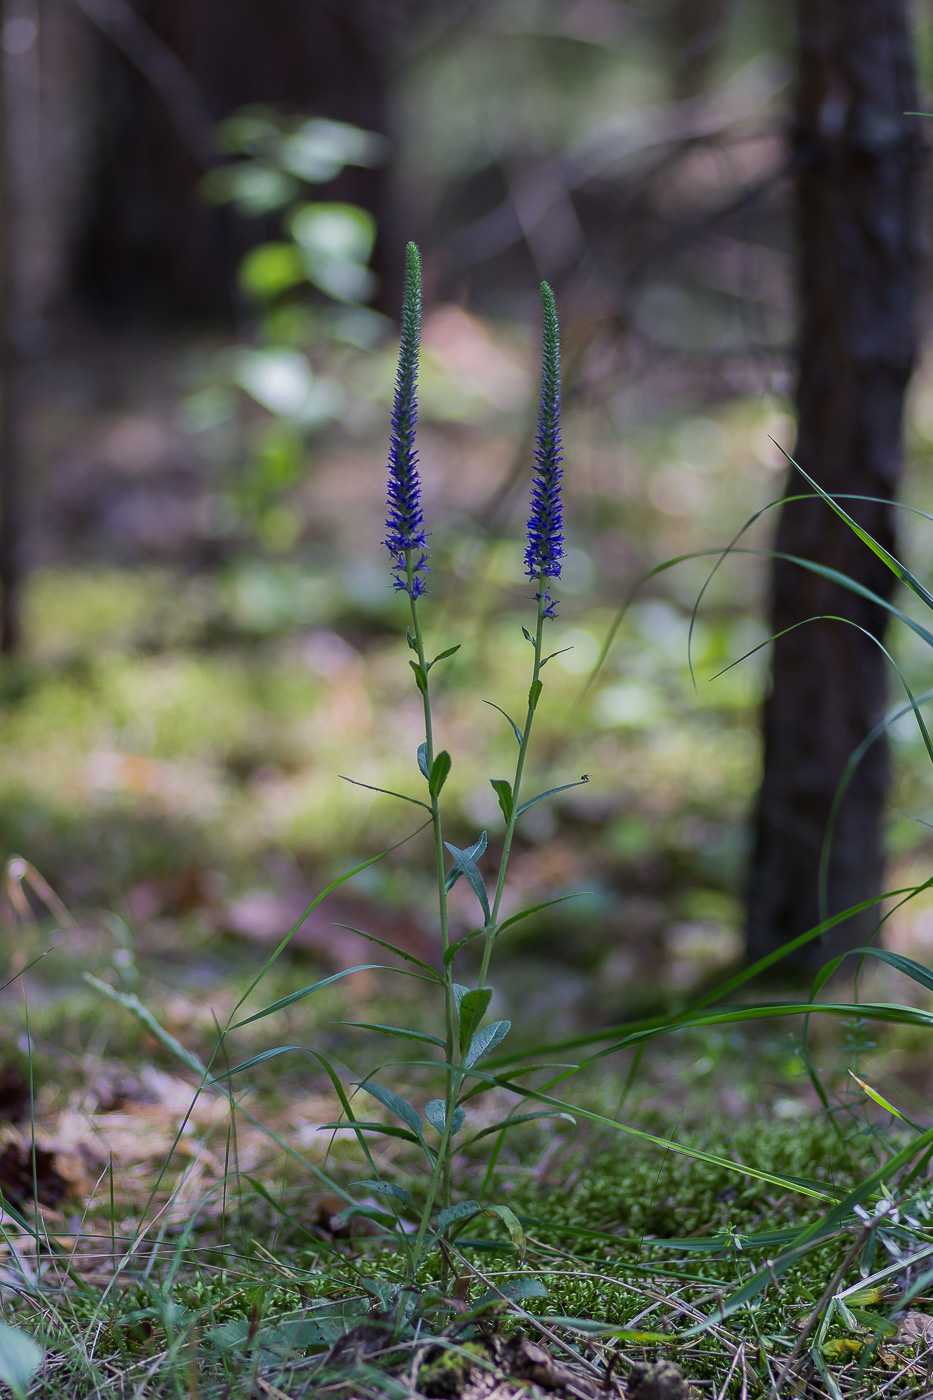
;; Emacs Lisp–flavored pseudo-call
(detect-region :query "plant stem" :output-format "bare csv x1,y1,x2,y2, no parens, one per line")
405,553,458,1278
477,586,547,989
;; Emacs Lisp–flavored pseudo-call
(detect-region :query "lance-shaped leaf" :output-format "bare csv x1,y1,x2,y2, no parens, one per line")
429,751,451,799
0,1324,44,1400
516,779,588,819
232,966,384,1028
485,1203,525,1258
350,1180,412,1206
417,742,429,778
457,987,492,1055
427,644,461,671
443,927,484,966
483,700,523,745
477,1277,548,1306
462,1109,575,1149
437,1200,483,1235
445,839,490,924
339,775,430,811
490,779,514,823
338,1021,444,1047
465,1019,511,1068
424,1099,465,1137
445,833,487,893
358,1081,422,1137
331,1203,399,1232
318,1121,427,1152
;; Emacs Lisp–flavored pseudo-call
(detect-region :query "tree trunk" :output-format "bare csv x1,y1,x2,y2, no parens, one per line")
746,0,922,975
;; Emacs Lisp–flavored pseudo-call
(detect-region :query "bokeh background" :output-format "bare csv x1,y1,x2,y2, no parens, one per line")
1,0,933,1071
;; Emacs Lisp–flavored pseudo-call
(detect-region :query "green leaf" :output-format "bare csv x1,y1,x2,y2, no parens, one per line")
409,660,428,693
351,1180,412,1206
204,1319,252,1353
337,1022,444,1047
339,774,430,811
443,928,484,965
483,700,523,745
226,818,433,1025
477,1277,548,1306
330,1203,399,1231
0,1323,43,1399
490,778,514,823
437,1201,484,1236
232,966,383,1028
539,647,572,668
417,743,429,779
458,988,493,1055
462,1109,575,1148
848,946,933,995
238,241,306,300
515,780,587,818
429,751,452,799
425,1099,465,1137
521,626,534,644
406,628,417,651
486,1203,525,1259
358,1081,423,1137
496,893,581,937
445,833,487,893
330,924,440,978
776,444,933,613
444,840,490,924
317,1121,423,1147
465,1020,511,1068
85,975,208,1079
427,644,461,671
528,678,543,711
849,1071,905,1121
289,202,376,303
452,983,470,1013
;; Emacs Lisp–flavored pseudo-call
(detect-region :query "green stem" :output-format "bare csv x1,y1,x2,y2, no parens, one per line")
478,585,548,989
404,553,458,1278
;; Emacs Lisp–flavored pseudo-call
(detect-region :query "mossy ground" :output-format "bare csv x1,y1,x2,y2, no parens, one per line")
0,1080,925,1399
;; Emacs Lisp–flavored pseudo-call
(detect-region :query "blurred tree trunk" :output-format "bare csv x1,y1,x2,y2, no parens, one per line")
746,0,922,974
73,0,403,320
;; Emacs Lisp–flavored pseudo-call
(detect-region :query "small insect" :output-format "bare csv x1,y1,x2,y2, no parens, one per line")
580,773,589,783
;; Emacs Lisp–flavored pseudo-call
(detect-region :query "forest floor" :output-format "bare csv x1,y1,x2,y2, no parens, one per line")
2,311,933,1394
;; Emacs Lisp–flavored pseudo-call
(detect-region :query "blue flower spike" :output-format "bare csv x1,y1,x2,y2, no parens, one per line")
524,281,564,618
384,242,429,598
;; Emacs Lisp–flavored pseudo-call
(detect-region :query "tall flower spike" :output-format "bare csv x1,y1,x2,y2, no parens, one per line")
384,242,429,597
524,281,564,617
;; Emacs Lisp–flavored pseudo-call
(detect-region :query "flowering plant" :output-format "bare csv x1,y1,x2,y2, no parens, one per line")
329,243,584,1290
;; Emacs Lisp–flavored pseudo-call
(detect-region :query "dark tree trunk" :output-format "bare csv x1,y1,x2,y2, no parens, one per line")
746,0,923,974
73,0,404,321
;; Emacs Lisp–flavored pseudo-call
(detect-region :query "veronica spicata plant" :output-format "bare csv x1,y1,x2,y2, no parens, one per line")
314,243,588,1288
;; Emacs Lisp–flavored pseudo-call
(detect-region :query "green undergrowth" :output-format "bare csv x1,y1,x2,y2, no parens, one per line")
0,1111,902,1399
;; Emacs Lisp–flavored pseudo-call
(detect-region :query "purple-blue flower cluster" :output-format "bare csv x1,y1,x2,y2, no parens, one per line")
384,242,429,598
524,282,564,617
